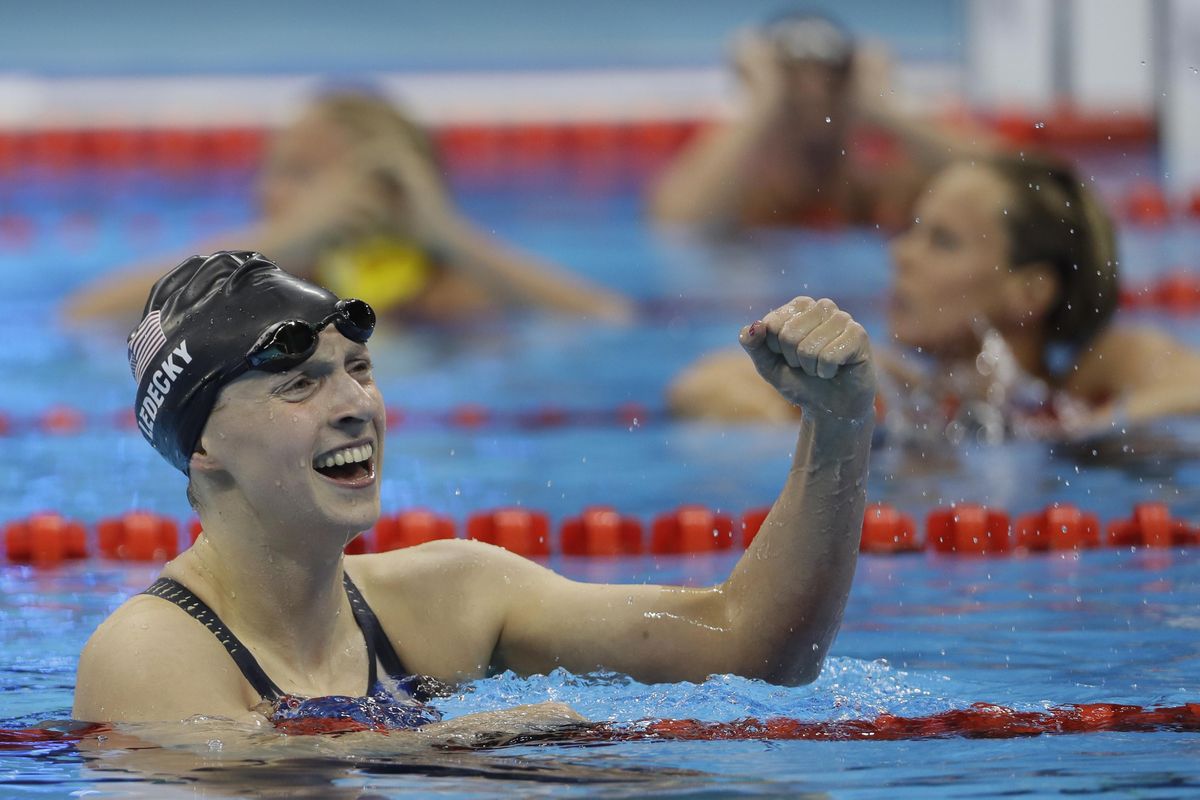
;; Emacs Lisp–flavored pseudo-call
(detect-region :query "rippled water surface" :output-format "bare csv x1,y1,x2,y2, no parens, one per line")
1,170,1199,797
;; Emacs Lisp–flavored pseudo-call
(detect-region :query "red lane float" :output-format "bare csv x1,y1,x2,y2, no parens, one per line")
926,504,1011,556
861,503,920,554
374,509,456,552
97,512,178,561
651,505,735,554
3,513,87,564
1107,502,1200,547
593,701,1200,743
2,701,1198,743
560,506,643,556
3,502,1197,565
468,508,551,557
1015,503,1100,551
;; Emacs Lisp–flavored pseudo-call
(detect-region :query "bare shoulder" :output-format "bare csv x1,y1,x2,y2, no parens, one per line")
347,538,547,597
73,594,253,723
1071,324,1200,398
345,540,561,679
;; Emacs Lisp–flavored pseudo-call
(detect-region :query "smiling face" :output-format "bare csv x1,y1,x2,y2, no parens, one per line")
193,328,385,541
888,163,1039,356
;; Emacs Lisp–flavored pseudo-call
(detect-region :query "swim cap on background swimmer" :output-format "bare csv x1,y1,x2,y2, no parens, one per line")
761,11,854,72
128,251,344,474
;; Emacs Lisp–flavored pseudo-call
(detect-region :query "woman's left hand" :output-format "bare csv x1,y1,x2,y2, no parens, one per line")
739,296,876,425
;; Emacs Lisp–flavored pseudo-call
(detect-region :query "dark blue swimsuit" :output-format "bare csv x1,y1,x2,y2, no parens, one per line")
143,574,443,730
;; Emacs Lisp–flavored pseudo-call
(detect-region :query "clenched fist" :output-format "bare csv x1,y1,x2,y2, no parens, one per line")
739,296,875,424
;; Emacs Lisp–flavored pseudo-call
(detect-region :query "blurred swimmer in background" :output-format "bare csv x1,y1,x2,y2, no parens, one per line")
669,154,1200,437
651,11,990,234
66,91,631,326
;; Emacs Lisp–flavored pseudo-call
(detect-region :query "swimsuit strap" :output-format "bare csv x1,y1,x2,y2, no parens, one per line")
342,573,409,684
142,577,284,701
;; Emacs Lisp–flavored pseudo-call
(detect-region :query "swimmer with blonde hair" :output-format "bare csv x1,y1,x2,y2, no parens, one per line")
66,91,630,325
74,251,876,725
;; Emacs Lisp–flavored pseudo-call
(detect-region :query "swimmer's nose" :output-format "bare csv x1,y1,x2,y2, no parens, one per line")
328,370,379,430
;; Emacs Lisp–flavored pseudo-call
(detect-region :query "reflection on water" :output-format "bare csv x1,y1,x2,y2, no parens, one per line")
69,718,705,799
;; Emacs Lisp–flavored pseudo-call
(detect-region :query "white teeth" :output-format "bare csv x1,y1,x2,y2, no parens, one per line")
315,442,374,469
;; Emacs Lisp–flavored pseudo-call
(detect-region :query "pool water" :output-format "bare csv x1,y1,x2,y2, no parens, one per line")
1,165,1199,797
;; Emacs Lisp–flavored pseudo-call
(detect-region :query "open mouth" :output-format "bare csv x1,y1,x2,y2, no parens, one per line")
313,441,375,486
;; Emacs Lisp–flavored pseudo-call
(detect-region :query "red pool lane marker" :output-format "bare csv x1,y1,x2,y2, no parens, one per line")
468,508,552,557
0,722,109,751
587,702,1200,743
560,506,644,556
3,501,1197,564
2,702,1198,745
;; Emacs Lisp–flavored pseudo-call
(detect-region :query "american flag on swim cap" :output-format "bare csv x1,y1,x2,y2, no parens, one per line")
128,310,167,383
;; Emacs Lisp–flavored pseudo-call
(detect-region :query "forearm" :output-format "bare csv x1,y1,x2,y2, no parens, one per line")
650,104,781,228
721,413,873,683
431,216,631,322
1121,379,1200,423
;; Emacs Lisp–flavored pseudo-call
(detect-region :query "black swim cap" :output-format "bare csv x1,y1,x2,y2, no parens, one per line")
128,251,343,474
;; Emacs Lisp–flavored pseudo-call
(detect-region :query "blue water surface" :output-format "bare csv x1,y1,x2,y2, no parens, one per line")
0,166,1198,797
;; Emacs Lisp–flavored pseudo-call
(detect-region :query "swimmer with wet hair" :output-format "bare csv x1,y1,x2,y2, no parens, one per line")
74,251,876,725
65,90,630,326
670,154,1200,433
651,11,991,233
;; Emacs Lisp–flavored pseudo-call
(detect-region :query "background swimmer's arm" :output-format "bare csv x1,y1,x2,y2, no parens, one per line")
63,165,395,326
62,229,264,327
1074,326,1200,426
486,298,875,685
649,35,788,230
73,598,264,724
668,347,802,421
849,46,996,173
425,215,633,323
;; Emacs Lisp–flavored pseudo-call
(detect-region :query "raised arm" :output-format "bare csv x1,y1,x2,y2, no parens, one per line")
488,297,874,685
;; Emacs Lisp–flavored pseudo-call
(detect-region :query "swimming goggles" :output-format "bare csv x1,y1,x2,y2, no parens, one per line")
244,298,376,373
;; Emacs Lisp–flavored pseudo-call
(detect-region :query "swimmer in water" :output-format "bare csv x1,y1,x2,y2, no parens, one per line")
73,251,876,726
650,11,991,233
64,91,630,326
669,154,1200,433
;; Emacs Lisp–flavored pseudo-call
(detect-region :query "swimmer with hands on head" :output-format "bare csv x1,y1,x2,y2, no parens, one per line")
651,12,987,233
74,252,875,727
66,92,630,326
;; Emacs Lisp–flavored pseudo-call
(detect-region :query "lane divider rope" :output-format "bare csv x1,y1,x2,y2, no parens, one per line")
2,700,1198,740
4,501,1196,565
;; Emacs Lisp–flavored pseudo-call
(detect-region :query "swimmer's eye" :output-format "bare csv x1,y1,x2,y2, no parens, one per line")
272,372,319,399
348,358,374,381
